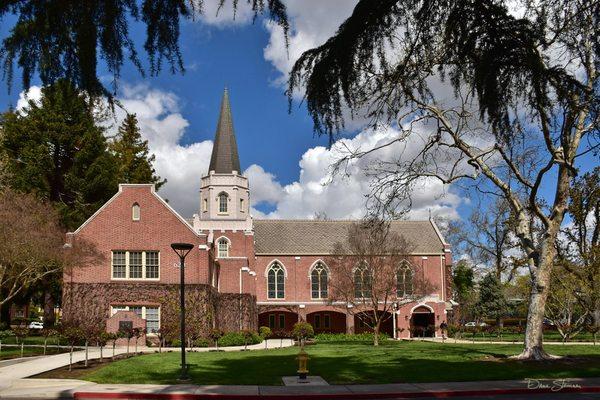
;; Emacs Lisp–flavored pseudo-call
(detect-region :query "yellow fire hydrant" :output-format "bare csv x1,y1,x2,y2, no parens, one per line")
297,348,309,380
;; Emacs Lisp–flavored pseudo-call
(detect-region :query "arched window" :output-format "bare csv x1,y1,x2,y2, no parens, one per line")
217,237,229,258
218,192,228,214
397,262,413,297
354,263,372,298
311,262,328,299
132,203,140,221
267,262,285,299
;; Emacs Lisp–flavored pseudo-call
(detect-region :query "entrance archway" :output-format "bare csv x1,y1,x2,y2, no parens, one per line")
258,311,298,333
410,305,435,337
307,311,346,333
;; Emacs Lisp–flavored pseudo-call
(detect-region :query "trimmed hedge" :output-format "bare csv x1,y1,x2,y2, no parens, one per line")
315,332,390,342
169,331,262,348
219,331,262,347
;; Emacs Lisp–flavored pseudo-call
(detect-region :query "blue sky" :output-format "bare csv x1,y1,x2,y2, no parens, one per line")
1,1,596,226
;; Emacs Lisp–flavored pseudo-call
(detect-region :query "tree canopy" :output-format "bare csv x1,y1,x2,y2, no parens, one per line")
289,0,599,360
0,189,100,308
1,80,118,229
110,113,165,189
0,0,288,98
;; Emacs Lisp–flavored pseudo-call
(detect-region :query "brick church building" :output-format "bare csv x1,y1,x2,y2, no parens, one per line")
63,89,453,340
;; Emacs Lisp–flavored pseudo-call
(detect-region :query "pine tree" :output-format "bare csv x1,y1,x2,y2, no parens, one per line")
110,114,165,190
475,273,508,327
1,80,118,230
1,80,118,327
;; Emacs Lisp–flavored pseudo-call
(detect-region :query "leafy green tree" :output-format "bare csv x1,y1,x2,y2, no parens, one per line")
0,1,289,99
289,0,599,360
475,273,508,328
110,113,165,189
452,260,475,324
1,80,118,230
1,81,116,327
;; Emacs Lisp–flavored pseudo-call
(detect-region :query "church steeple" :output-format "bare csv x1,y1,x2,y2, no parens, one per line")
195,88,251,231
209,88,241,174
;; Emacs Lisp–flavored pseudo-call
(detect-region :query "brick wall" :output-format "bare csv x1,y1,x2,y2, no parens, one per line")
254,254,449,303
66,185,209,285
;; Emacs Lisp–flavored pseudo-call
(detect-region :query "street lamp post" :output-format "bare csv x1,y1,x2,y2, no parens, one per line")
171,242,194,381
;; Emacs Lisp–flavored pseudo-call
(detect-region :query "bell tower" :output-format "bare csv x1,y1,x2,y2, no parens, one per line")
193,88,252,233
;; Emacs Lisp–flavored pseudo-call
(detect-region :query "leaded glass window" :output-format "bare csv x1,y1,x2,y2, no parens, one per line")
397,263,413,297
267,262,285,299
354,263,372,298
311,262,328,299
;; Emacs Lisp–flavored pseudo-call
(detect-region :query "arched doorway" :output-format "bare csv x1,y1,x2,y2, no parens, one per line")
307,311,346,334
354,311,394,337
258,310,298,333
410,305,435,337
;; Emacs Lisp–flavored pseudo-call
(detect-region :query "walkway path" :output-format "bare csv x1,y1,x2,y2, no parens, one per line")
0,339,294,380
0,377,599,399
409,337,599,345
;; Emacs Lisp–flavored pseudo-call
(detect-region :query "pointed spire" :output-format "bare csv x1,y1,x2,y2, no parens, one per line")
209,88,241,174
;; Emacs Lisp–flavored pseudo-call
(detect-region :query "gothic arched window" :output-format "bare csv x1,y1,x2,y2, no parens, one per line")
217,237,229,258
218,192,228,214
132,203,140,221
310,262,328,299
354,263,372,298
267,262,285,299
397,262,413,297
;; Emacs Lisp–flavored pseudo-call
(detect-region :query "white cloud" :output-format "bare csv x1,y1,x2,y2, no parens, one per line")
15,84,464,221
197,0,255,27
246,125,463,220
15,85,42,110
112,84,213,216
263,0,357,89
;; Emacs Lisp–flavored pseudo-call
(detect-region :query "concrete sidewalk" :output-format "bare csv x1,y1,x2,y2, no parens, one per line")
0,377,599,399
0,339,294,380
410,337,600,345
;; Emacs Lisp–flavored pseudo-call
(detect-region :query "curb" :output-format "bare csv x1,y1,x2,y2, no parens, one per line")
74,385,600,399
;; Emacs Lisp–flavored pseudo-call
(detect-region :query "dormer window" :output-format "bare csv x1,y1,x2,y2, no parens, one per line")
218,193,228,214
132,203,140,221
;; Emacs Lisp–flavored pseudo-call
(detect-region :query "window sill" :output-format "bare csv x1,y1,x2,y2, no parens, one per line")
111,278,161,281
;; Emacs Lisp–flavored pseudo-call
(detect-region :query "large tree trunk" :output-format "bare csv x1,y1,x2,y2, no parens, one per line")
373,319,380,346
515,237,560,360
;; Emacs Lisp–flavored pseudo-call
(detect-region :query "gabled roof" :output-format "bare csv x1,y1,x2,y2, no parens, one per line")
208,88,241,174
70,184,197,236
253,219,447,255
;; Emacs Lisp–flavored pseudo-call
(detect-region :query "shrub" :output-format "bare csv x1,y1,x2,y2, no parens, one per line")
271,329,290,339
218,331,262,347
259,326,272,339
292,322,314,341
209,329,224,343
193,338,211,347
315,332,390,342
446,324,462,338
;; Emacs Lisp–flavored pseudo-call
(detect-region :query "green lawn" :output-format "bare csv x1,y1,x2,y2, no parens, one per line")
1,335,62,345
78,341,600,385
452,331,598,343
0,345,65,360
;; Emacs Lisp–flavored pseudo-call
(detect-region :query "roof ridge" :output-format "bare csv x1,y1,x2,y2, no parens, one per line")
253,219,432,223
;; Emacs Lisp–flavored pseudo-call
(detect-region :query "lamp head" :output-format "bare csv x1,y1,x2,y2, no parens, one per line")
171,243,194,258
